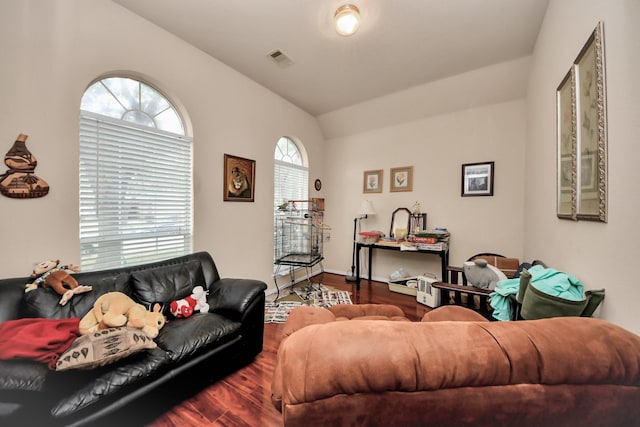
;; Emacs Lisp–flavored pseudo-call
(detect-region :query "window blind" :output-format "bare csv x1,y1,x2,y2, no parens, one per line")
79,112,193,271
273,159,308,262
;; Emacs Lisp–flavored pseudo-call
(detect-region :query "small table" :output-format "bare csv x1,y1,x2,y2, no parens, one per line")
355,243,449,290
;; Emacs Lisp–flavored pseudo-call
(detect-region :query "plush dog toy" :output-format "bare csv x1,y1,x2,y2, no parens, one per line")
463,259,508,291
169,286,210,318
24,259,91,305
79,291,166,338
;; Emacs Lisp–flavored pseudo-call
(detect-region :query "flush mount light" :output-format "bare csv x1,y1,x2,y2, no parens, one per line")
334,4,361,36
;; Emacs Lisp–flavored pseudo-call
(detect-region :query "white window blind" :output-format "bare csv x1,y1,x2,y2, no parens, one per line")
79,112,193,271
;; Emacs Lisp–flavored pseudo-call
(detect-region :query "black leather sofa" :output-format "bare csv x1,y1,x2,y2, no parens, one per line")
0,251,267,426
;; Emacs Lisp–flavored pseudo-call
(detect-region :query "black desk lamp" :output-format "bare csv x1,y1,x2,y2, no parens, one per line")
345,200,376,282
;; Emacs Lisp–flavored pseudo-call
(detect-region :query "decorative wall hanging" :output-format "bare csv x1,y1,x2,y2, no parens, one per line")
575,21,607,222
556,21,607,222
363,169,383,193
223,153,255,202
556,69,577,219
461,161,494,197
0,133,49,199
390,166,413,192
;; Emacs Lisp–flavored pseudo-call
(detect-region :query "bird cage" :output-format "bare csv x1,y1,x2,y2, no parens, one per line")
275,201,323,267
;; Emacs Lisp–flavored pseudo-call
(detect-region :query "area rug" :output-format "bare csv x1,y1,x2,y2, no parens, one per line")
264,284,352,323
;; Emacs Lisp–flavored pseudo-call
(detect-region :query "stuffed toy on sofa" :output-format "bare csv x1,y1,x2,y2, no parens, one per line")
169,286,210,318
79,291,166,338
24,259,91,305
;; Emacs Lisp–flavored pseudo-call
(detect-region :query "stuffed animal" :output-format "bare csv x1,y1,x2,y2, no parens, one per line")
169,286,210,318
463,259,508,291
79,292,166,338
24,259,91,305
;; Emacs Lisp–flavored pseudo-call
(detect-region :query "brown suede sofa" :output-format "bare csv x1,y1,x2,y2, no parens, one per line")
272,305,640,427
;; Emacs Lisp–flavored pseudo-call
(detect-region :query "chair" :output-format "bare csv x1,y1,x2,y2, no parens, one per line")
514,266,605,320
432,253,520,319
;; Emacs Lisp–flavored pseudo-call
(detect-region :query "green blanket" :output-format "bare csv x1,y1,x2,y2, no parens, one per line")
490,265,584,321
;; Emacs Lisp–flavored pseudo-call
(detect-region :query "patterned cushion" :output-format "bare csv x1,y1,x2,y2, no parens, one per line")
55,327,156,371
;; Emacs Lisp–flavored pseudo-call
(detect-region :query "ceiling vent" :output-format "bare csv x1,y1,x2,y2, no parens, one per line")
268,49,294,68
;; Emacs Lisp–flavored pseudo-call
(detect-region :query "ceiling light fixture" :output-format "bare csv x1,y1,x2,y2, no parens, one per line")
334,4,361,36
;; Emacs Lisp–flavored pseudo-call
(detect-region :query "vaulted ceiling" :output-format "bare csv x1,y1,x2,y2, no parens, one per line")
113,0,549,116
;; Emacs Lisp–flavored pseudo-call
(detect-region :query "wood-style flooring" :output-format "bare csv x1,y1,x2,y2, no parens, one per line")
146,273,432,426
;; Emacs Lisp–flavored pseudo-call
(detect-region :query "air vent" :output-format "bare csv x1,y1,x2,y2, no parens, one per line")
268,49,294,68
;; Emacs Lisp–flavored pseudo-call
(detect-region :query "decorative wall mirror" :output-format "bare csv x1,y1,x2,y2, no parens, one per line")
390,208,411,240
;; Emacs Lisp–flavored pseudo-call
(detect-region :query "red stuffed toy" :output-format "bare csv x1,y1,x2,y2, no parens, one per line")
169,286,209,318
169,296,196,318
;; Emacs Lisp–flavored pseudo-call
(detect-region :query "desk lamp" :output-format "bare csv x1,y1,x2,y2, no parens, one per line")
345,200,376,282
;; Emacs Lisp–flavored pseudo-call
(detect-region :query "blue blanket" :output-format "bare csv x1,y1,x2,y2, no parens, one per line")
490,265,584,321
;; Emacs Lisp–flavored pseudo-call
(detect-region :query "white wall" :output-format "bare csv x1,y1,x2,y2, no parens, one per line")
321,61,528,282
526,0,640,333
0,0,325,289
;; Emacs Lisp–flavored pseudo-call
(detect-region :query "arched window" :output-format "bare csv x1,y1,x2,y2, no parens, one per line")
79,76,192,271
274,137,308,262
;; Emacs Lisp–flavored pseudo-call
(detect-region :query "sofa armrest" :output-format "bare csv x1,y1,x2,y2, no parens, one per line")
207,278,267,321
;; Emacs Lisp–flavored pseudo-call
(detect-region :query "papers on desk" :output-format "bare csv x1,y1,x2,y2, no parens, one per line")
371,240,448,251
402,241,448,251
400,242,418,251
375,239,399,247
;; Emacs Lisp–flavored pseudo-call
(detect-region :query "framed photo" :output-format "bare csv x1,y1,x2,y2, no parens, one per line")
574,21,607,222
556,68,577,220
363,169,383,193
461,161,494,197
223,154,255,202
390,166,413,192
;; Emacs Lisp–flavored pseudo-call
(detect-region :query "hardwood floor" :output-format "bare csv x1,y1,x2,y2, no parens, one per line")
147,273,432,426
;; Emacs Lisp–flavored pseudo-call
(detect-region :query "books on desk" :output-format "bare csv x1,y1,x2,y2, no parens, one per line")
412,230,450,240
409,229,449,251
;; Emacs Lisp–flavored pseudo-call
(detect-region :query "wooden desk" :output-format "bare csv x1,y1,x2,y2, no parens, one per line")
355,242,449,290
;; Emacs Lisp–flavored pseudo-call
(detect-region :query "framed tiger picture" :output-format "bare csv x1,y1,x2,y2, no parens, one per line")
223,154,256,202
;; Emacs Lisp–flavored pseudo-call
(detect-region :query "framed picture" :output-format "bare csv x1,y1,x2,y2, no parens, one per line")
390,166,413,192
574,21,607,222
223,154,255,202
556,68,577,220
363,169,383,193
461,161,494,197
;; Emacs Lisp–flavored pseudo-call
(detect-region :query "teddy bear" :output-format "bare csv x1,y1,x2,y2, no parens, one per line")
79,291,166,338
169,286,210,318
24,259,91,305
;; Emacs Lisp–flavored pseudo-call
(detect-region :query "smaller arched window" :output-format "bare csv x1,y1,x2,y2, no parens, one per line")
274,137,308,262
275,137,303,165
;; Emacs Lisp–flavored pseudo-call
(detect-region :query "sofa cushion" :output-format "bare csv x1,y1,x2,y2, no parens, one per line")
328,304,406,320
0,359,49,392
421,306,489,322
155,312,241,363
49,346,171,418
23,273,131,319
55,327,157,371
131,259,206,307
